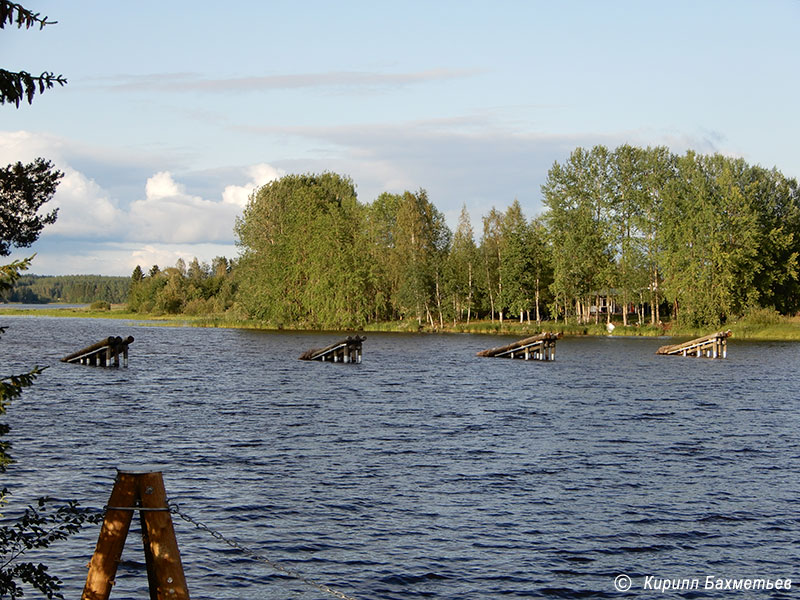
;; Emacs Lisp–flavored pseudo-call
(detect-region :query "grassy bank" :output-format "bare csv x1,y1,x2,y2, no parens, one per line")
2,304,799,341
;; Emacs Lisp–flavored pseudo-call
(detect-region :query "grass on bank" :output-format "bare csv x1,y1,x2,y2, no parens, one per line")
1,304,799,341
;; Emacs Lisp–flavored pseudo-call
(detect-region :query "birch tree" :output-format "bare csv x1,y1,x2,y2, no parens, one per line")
448,204,479,323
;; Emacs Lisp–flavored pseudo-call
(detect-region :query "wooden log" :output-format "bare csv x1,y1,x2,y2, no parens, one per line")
62,336,134,365
299,335,366,361
62,337,119,363
656,330,732,356
476,332,562,358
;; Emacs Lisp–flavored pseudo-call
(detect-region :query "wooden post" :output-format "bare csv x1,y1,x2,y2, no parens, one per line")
82,469,190,600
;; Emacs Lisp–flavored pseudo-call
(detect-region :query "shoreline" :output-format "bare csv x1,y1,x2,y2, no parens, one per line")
2,305,799,342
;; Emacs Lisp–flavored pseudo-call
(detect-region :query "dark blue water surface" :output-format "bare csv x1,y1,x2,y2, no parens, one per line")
1,315,798,599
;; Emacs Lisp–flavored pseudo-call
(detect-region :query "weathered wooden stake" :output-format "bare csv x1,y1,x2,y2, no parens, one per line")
82,469,190,600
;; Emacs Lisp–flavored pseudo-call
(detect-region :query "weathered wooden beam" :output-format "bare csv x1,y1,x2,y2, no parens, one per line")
62,337,119,363
477,332,562,359
62,336,134,366
299,335,366,362
656,330,732,357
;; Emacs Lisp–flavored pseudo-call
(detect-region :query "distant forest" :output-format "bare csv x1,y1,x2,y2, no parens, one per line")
2,274,129,304
127,144,800,329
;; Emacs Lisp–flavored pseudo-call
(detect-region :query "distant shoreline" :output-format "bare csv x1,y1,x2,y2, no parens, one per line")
2,305,799,342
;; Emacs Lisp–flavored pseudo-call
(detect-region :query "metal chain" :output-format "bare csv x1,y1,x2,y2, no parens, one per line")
168,502,361,600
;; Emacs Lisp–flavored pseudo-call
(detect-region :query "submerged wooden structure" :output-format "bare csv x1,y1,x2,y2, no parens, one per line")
82,469,189,600
61,336,134,367
299,335,365,363
477,332,562,361
656,330,732,358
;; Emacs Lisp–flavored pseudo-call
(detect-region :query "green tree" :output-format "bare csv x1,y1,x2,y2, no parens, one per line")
607,144,651,325
745,166,800,314
527,216,553,324
235,172,369,328
2,274,130,303
637,146,676,325
393,190,451,327
0,159,62,256
498,200,533,322
542,146,612,324
128,267,166,313
364,192,403,321
447,205,479,323
480,208,503,322
538,143,798,326
660,153,761,326
156,266,188,314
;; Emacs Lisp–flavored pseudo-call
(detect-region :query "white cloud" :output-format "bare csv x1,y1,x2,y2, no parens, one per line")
129,171,242,243
145,171,185,200
103,69,479,93
47,168,124,238
1,130,283,273
7,241,239,276
0,130,66,165
221,163,284,208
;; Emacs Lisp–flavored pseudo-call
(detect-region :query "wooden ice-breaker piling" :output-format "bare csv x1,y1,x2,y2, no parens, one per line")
656,330,732,359
477,332,562,361
61,336,134,367
82,469,189,600
299,335,365,363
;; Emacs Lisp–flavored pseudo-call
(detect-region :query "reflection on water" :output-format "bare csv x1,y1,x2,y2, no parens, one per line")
1,316,799,599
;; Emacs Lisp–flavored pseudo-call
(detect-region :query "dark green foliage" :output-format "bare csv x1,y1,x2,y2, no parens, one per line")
1,9,97,595
0,1,66,108
1,2,56,29
0,69,67,108
128,257,237,315
447,205,480,323
0,159,62,256
0,496,102,599
0,362,44,471
1,259,42,470
543,146,800,327
131,157,798,329
2,260,100,600
2,275,129,304
236,173,369,328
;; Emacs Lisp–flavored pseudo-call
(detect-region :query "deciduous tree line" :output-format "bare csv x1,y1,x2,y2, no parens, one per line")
127,257,237,315
129,144,799,330
543,145,799,327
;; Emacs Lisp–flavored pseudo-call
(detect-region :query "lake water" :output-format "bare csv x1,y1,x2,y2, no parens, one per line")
1,315,798,599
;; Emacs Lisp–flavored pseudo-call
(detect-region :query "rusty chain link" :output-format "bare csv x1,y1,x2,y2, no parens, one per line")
168,502,361,600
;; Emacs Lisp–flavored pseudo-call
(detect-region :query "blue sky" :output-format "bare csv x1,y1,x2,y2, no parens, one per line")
3,0,799,276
